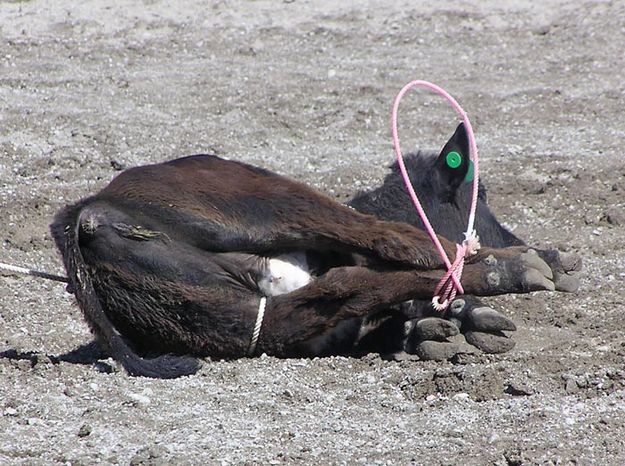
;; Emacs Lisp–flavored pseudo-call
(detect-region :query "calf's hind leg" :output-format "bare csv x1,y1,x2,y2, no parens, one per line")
75,202,273,359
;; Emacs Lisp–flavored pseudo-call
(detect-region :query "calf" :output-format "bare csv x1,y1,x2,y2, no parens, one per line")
51,125,580,378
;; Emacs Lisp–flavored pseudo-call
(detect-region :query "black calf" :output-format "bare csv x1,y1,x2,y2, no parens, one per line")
51,125,580,378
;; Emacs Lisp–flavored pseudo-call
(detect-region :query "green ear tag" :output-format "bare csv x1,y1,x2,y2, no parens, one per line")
464,160,474,183
445,151,462,169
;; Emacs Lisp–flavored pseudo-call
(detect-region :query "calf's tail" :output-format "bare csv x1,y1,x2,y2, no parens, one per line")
51,203,201,379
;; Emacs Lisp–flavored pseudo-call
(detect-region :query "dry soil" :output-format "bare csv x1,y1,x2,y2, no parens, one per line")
1,1,624,464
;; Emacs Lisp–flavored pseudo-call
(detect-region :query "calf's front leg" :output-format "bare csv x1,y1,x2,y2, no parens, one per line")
256,245,557,356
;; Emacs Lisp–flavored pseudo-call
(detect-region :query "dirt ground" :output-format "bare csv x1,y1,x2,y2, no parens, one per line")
1,0,624,464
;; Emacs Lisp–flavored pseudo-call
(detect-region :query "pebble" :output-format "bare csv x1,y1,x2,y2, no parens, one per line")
33,353,53,366
603,207,624,226
452,392,470,401
565,378,580,394
129,445,169,466
13,359,32,371
128,393,151,406
78,424,92,438
505,382,534,396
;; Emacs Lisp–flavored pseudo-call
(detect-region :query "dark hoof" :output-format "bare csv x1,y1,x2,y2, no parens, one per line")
471,249,558,295
415,340,460,361
414,317,459,341
464,331,515,354
535,249,582,292
521,250,555,291
466,307,517,332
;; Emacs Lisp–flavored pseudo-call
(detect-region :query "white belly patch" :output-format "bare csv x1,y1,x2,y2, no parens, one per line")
258,252,312,296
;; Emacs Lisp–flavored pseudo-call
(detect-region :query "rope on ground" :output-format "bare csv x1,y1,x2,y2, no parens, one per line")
0,261,68,283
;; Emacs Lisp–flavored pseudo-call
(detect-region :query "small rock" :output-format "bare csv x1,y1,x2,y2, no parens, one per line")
451,352,481,365
505,382,534,396
565,378,579,394
129,445,169,466
532,24,551,35
33,353,53,366
602,207,624,226
110,160,126,171
584,212,600,225
13,359,32,371
503,449,524,466
78,424,92,438
128,393,151,406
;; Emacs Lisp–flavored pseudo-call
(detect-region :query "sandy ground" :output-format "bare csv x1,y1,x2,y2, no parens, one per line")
1,0,624,464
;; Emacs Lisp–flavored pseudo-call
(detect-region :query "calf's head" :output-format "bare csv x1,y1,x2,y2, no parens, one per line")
349,123,524,248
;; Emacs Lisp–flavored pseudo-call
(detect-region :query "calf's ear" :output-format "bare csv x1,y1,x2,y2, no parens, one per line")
434,123,473,196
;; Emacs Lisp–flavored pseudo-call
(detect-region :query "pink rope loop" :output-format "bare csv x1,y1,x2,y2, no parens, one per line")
391,80,481,311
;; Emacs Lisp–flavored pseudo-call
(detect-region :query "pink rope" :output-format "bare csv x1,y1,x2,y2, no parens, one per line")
391,80,481,311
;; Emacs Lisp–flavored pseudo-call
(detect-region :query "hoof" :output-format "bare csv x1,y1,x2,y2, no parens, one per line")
554,274,580,293
466,307,517,332
464,331,515,354
414,317,459,341
415,340,460,361
522,250,555,291
535,249,582,293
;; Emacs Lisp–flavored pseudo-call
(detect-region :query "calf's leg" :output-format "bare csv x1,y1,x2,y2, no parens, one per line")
256,247,558,356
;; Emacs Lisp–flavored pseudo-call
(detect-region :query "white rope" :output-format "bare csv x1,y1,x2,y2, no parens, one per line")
248,296,267,356
0,262,68,283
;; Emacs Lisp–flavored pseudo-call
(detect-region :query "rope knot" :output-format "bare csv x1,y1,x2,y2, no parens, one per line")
431,232,480,312
463,230,481,257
